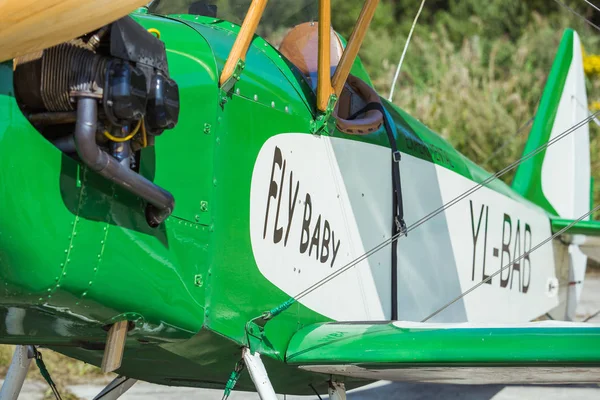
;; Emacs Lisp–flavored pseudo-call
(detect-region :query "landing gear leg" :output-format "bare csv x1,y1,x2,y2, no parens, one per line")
242,347,278,400
93,375,137,400
0,345,34,400
328,380,347,400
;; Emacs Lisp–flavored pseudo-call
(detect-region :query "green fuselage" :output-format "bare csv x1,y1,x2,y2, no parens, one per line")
0,11,552,394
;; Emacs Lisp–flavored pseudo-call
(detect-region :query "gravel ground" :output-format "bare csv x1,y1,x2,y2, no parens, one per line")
4,274,600,399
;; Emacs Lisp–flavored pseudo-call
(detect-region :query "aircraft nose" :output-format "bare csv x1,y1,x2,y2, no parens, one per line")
0,62,81,304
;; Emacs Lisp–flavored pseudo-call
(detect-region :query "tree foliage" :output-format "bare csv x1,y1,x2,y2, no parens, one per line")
343,0,600,215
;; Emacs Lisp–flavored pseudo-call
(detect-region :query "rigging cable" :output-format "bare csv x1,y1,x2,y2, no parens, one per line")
552,0,600,33
388,0,426,102
266,111,599,311
309,384,324,400
574,96,600,127
32,347,63,400
422,203,600,322
584,309,600,322
581,0,600,14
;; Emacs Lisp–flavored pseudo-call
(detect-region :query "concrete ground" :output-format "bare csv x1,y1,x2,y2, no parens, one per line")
5,275,600,399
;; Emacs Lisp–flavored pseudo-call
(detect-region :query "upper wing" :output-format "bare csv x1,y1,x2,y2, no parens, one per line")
286,321,600,385
552,218,600,262
0,0,147,62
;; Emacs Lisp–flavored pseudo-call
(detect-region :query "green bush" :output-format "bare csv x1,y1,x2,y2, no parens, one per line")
356,8,599,201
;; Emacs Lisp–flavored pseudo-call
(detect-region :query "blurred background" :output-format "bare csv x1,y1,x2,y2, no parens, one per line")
330,0,600,213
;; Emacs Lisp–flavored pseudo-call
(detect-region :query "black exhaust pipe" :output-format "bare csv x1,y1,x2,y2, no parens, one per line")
74,96,174,227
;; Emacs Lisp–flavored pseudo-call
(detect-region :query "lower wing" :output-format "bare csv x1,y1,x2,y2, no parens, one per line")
286,321,600,384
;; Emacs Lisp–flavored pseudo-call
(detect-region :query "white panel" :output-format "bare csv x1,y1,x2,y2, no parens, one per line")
439,166,558,322
540,32,590,318
250,134,558,322
250,134,390,321
541,32,590,219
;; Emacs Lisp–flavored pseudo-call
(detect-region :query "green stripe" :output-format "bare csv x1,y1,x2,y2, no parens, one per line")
551,218,600,236
512,29,574,216
286,322,600,365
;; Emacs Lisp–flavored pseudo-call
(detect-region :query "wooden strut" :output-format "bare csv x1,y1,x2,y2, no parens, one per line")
101,321,129,373
317,0,333,112
332,0,380,96
219,0,269,86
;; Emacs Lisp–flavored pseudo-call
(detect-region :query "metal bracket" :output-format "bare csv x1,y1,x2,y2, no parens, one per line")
395,216,408,237
244,297,296,352
220,58,246,103
245,318,267,353
310,94,338,135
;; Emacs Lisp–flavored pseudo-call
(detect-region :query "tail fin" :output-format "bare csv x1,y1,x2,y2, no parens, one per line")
512,29,590,218
512,29,591,321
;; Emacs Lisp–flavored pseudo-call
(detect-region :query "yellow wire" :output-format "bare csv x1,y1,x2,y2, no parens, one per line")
147,28,161,39
103,119,142,142
141,118,148,148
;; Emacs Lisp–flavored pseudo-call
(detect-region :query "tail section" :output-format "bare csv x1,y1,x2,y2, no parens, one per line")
513,29,590,218
513,29,591,321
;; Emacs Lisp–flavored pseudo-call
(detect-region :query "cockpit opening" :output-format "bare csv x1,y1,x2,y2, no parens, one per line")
147,0,381,131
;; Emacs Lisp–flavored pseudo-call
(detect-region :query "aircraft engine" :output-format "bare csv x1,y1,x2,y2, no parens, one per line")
12,17,180,226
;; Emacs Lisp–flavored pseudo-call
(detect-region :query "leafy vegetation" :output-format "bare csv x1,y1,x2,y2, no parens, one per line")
0,345,110,399
333,0,600,210
0,345,112,399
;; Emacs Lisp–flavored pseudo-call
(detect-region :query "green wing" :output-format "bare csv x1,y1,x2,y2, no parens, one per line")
286,321,600,384
552,218,600,262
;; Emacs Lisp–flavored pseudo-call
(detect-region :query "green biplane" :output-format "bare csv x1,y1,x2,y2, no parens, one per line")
0,0,599,399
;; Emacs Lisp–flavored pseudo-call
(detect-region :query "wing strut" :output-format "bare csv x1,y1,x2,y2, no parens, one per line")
242,348,278,400
0,345,33,400
328,381,347,400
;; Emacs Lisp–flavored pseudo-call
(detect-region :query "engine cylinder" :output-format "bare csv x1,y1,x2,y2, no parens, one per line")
14,40,106,112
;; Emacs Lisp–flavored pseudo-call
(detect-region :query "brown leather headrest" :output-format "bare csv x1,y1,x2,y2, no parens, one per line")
334,75,383,135
279,22,344,90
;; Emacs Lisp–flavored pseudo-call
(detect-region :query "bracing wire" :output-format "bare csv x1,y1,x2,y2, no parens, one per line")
575,96,600,127
422,203,600,322
584,309,600,322
388,0,426,102
581,0,600,14
553,0,600,32
289,112,599,303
